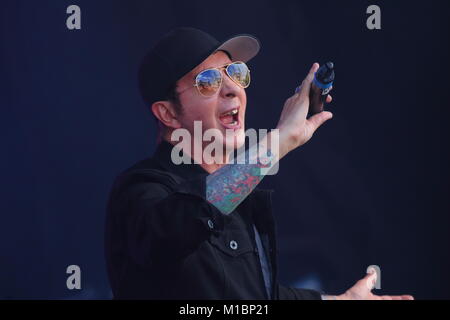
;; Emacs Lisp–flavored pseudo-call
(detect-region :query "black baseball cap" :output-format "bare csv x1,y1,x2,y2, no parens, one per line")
138,27,260,107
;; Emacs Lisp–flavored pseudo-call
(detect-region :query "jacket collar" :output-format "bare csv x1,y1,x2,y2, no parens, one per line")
151,140,275,231
152,140,209,181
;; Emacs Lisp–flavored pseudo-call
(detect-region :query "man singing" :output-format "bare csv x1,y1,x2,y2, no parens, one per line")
105,27,413,300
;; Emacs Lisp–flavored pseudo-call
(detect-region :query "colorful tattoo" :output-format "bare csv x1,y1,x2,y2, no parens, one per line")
206,149,275,215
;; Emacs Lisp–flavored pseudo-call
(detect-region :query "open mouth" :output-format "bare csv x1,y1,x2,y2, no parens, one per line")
218,107,241,129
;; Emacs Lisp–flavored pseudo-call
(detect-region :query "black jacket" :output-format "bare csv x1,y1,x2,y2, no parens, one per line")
105,141,321,300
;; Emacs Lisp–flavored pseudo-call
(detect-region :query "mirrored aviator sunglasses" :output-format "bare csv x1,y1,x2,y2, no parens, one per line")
194,61,251,97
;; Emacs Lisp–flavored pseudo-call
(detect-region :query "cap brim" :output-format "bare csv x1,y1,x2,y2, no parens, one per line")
215,34,260,62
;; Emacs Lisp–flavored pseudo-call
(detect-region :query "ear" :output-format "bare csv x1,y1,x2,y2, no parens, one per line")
151,101,181,129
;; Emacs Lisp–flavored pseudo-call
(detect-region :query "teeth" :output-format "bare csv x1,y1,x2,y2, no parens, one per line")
222,109,238,116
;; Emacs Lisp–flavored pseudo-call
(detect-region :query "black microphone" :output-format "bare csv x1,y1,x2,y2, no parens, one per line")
308,61,335,117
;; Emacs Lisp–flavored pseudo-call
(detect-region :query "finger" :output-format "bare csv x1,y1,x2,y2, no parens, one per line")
366,268,378,289
298,63,319,99
353,271,377,291
326,95,333,103
293,84,303,98
306,111,333,133
380,295,414,300
389,296,406,300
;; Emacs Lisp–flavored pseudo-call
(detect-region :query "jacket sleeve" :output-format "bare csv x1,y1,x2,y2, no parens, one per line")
113,174,226,268
276,284,322,300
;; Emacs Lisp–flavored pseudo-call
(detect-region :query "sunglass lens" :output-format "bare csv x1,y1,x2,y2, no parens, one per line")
227,62,250,88
196,69,222,96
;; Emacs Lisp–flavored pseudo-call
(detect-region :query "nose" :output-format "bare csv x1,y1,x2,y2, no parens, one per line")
219,69,241,98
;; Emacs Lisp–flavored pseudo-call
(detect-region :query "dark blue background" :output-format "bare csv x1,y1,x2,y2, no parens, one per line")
1,0,449,299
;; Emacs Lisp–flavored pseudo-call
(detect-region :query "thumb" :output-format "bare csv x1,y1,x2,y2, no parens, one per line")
306,111,333,133
360,270,378,291
298,63,319,99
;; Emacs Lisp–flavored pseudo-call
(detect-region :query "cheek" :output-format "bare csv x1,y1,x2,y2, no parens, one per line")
239,91,247,115
193,103,217,126
178,98,218,128
241,91,247,104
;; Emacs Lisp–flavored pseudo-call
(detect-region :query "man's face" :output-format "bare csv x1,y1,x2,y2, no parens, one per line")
175,51,247,154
